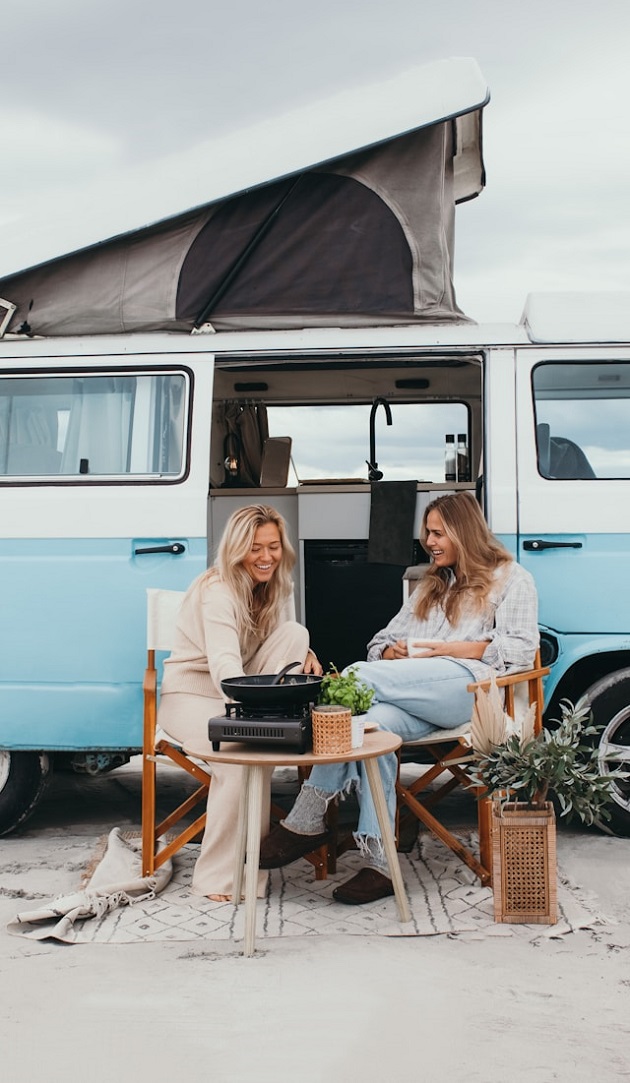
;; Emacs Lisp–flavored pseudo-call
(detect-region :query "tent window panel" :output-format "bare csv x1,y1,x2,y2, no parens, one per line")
0,372,187,480
177,173,413,322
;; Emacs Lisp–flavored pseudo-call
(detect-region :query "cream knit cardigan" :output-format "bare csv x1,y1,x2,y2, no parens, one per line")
160,570,294,701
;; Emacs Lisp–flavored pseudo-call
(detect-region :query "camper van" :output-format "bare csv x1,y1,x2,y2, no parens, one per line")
0,60,629,838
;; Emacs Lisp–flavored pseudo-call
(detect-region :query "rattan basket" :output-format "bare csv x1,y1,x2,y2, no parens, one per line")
311,705,352,755
491,800,557,925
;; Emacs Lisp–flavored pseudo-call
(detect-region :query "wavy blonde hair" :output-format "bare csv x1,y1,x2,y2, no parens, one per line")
414,492,512,623
205,504,296,639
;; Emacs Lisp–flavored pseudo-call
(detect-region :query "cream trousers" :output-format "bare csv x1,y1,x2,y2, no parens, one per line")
158,621,311,898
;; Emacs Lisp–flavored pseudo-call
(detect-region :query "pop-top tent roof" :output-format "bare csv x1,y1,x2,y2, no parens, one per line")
0,57,489,337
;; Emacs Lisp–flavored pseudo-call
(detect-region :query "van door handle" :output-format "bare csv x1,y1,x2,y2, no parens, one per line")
134,543,186,555
523,540,582,551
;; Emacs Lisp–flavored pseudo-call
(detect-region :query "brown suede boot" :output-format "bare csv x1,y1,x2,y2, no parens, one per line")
332,867,394,905
259,823,332,869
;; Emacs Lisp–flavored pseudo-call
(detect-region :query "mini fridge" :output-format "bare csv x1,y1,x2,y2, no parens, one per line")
304,539,424,672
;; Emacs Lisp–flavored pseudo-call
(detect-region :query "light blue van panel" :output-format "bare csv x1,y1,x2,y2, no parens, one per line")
497,532,630,703
519,533,630,634
0,535,206,750
494,533,518,558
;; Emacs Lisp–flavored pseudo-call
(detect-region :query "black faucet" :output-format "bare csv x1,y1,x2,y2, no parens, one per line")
366,396,393,481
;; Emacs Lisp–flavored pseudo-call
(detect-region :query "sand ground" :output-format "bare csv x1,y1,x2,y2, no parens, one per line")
1,761,629,1083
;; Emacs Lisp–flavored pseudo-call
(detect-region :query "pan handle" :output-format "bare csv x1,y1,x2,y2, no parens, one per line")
270,661,302,685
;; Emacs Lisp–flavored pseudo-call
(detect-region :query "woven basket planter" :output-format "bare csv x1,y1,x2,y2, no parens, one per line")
491,800,558,925
311,705,352,755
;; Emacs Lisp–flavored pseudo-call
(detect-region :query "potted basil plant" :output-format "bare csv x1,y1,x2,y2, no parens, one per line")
318,665,375,748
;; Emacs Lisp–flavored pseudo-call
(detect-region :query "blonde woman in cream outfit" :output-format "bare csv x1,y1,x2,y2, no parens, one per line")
158,505,322,901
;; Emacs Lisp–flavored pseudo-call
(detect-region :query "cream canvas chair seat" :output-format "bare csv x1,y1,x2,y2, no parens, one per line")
396,651,549,885
142,588,212,877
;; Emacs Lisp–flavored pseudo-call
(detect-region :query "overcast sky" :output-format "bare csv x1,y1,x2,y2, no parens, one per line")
2,0,629,324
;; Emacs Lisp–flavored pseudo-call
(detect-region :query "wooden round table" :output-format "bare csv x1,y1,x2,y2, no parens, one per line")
184,730,412,955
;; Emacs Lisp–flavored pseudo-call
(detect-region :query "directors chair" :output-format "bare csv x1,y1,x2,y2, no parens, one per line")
396,650,549,885
141,587,330,880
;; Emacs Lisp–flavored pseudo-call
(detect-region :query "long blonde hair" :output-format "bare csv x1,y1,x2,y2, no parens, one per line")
206,504,296,639
414,492,512,623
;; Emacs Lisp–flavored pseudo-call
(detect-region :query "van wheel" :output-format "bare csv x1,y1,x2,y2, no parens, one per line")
583,670,630,837
0,751,52,836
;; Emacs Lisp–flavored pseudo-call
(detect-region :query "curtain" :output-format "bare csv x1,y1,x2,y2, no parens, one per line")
221,401,269,487
1,390,61,475
61,377,134,474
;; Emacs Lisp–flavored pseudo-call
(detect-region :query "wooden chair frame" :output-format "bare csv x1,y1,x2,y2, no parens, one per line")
142,642,212,877
396,650,549,885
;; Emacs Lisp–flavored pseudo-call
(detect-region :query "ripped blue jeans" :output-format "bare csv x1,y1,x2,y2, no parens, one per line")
304,657,476,858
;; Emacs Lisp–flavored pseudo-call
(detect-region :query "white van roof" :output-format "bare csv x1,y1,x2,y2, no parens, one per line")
522,293,630,344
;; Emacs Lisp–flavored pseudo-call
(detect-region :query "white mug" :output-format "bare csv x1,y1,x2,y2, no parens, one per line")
407,638,439,657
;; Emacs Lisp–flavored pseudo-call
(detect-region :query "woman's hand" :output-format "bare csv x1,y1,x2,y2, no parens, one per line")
409,640,490,660
382,640,409,660
383,639,490,661
431,640,490,660
304,649,323,676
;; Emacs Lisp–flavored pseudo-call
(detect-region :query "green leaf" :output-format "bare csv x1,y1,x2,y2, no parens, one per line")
319,665,375,715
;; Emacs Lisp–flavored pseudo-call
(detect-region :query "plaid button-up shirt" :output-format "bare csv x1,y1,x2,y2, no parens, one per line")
366,561,539,682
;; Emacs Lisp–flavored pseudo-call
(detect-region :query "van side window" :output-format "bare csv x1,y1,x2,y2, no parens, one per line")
533,361,630,480
0,371,188,480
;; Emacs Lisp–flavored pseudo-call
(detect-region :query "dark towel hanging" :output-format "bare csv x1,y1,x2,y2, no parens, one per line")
367,481,417,565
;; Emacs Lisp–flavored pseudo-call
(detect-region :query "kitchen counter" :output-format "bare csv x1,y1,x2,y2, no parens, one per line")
210,481,472,495
210,482,474,540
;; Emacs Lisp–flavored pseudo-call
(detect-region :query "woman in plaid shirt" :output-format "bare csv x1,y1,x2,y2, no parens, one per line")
260,491,539,904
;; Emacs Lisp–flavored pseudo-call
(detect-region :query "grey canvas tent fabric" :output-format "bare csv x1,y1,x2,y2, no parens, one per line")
0,114,483,337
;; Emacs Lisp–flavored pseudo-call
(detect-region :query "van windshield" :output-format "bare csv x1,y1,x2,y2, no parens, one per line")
267,402,469,483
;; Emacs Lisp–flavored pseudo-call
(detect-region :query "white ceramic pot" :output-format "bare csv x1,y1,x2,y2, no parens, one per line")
351,715,366,748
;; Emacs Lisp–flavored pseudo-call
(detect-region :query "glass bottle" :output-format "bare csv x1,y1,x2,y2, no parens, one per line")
444,434,456,482
457,433,470,483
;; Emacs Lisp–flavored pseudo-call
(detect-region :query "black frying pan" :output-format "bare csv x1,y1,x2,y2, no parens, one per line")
220,668,322,707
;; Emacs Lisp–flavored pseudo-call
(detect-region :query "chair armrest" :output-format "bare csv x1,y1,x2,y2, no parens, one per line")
466,665,549,693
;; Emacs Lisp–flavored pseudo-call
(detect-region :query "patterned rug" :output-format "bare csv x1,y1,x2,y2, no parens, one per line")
8,830,607,945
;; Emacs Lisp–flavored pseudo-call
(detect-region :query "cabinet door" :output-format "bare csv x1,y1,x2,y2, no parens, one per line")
0,354,214,750
515,348,630,634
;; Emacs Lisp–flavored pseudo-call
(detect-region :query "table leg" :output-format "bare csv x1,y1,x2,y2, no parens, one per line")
243,764,265,957
232,766,251,907
364,758,411,923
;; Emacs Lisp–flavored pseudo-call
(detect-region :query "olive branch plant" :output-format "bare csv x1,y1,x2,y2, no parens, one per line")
468,683,628,826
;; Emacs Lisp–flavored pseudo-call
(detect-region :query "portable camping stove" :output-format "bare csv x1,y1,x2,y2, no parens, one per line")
208,700,313,752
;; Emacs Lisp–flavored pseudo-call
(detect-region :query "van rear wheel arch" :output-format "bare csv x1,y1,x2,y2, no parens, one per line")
0,751,52,836
543,651,630,726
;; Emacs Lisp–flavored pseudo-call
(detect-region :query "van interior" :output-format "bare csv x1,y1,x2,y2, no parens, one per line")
208,349,483,667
